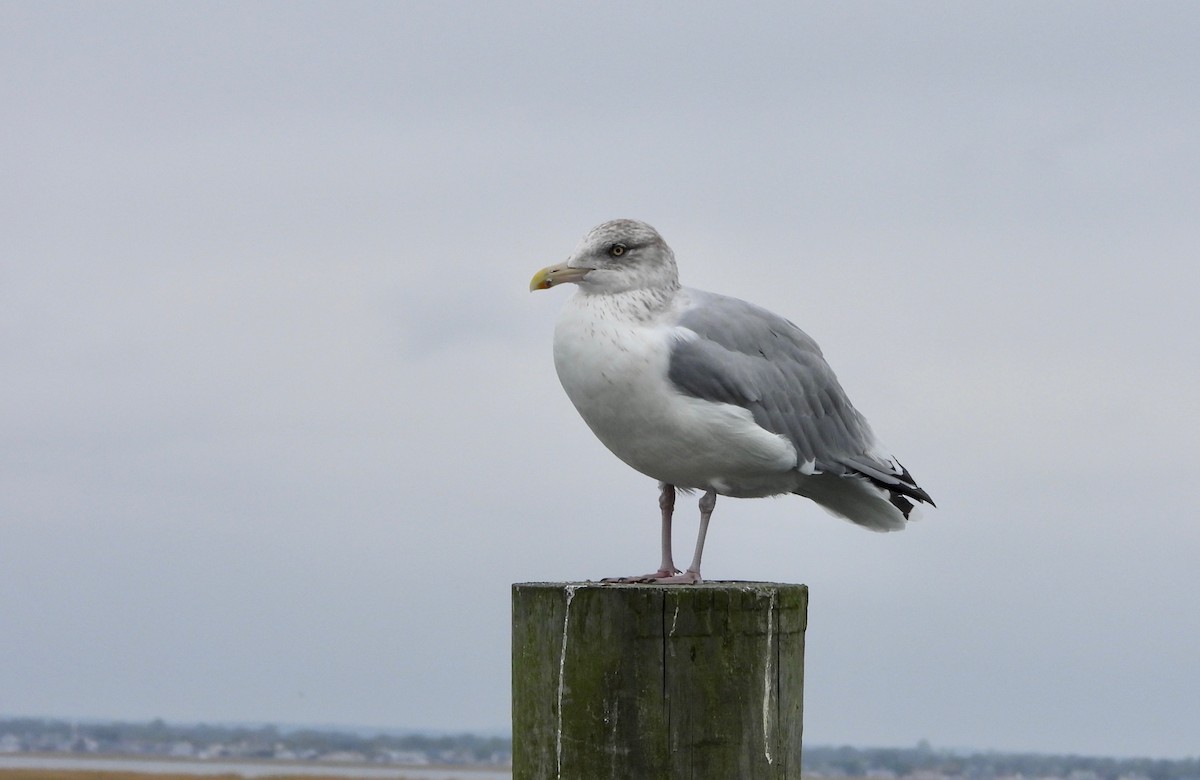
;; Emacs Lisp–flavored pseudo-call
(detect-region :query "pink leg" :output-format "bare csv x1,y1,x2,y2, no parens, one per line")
657,483,678,574
602,484,682,583
651,489,714,585
604,487,714,585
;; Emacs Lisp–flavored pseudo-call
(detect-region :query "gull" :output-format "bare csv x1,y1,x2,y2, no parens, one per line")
530,219,934,584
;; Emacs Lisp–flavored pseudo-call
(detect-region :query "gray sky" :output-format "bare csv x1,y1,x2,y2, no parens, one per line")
2,0,1198,759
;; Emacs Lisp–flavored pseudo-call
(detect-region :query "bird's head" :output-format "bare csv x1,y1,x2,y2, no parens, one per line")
530,219,680,295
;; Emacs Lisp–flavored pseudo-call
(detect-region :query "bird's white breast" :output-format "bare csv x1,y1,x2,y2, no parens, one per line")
552,291,798,495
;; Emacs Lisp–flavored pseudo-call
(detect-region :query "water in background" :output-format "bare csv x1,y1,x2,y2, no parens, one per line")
0,754,512,780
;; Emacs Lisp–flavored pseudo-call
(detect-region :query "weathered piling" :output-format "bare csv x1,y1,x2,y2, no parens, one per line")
512,581,807,780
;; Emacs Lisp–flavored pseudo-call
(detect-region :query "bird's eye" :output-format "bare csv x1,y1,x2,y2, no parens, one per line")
609,243,627,257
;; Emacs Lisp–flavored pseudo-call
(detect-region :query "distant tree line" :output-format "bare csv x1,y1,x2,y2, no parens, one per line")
0,717,509,765
2,717,1197,779
803,744,1200,780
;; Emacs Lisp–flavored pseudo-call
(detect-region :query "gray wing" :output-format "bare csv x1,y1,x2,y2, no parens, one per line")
667,289,930,503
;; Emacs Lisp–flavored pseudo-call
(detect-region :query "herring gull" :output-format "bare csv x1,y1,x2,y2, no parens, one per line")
530,219,934,584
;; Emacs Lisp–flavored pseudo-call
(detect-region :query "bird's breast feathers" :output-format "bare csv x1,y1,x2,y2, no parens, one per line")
552,293,797,493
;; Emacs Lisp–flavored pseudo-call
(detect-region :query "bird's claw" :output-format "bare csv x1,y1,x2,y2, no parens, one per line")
601,568,701,585
650,570,702,584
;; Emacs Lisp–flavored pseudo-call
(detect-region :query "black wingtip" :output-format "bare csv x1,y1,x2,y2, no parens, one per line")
888,488,935,520
892,460,935,507
889,494,916,519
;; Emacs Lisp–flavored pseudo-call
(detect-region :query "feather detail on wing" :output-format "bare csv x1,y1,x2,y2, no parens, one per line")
666,289,934,522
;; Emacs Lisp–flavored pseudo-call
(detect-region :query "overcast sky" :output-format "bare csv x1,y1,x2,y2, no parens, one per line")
2,1,1198,760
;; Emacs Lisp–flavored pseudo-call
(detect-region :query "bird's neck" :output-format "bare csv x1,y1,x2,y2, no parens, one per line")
576,285,679,323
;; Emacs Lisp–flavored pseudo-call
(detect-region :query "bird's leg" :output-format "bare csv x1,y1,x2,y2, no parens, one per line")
651,489,714,585
687,489,716,577
656,483,679,576
601,483,683,583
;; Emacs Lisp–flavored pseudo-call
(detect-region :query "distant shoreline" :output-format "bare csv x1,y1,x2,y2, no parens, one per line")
0,754,512,780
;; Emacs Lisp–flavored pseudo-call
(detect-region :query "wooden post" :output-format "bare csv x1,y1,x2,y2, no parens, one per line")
512,581,807,780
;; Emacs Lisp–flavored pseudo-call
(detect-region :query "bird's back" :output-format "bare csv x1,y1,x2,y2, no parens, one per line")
668,287,933,527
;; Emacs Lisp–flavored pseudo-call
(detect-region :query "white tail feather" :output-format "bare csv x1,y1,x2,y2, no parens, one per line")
794,474,910,532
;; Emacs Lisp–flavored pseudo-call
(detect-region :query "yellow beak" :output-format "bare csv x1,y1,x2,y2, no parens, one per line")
529,262,593,291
